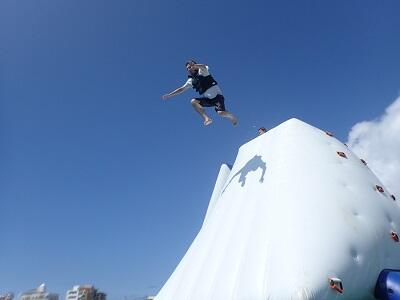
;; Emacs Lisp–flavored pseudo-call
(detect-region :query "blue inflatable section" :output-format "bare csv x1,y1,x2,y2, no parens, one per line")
375,269,400,300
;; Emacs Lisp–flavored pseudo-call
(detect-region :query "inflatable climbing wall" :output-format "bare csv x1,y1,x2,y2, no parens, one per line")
155,118,400,300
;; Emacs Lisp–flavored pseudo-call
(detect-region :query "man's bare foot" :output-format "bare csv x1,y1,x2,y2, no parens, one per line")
231,117,238,126
204,119,213,126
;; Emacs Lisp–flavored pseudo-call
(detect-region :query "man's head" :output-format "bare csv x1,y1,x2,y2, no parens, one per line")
185,59,197,74
258,127,267,135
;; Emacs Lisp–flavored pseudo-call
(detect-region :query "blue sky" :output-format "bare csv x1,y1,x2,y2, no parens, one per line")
1,0,400,298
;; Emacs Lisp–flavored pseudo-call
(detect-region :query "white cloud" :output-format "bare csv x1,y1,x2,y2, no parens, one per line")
347,97,400,197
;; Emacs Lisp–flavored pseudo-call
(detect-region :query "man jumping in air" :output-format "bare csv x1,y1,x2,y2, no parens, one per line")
162,59,238,126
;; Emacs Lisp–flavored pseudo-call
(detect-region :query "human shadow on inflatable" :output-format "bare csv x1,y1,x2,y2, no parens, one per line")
222,154,266,193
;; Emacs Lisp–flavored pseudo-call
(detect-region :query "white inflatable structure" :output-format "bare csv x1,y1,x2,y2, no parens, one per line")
155,118,400,300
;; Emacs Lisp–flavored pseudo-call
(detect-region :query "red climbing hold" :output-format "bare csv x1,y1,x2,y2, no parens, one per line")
391,231,399,242
329,277,343,293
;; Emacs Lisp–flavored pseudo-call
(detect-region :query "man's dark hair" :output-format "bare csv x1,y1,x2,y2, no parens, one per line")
185,59,197,66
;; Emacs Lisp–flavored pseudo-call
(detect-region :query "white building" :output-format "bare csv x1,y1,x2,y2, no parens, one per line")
20,284,58,300
65,286,106,300
65,287,78,300
0,293,14,300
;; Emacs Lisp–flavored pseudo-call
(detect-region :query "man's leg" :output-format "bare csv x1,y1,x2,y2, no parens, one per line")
217,110,238,126
191,99,212,125
214,95,238,126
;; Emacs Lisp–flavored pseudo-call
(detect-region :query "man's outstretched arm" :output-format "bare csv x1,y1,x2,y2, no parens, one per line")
162,86,186,100
162,81,191,100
